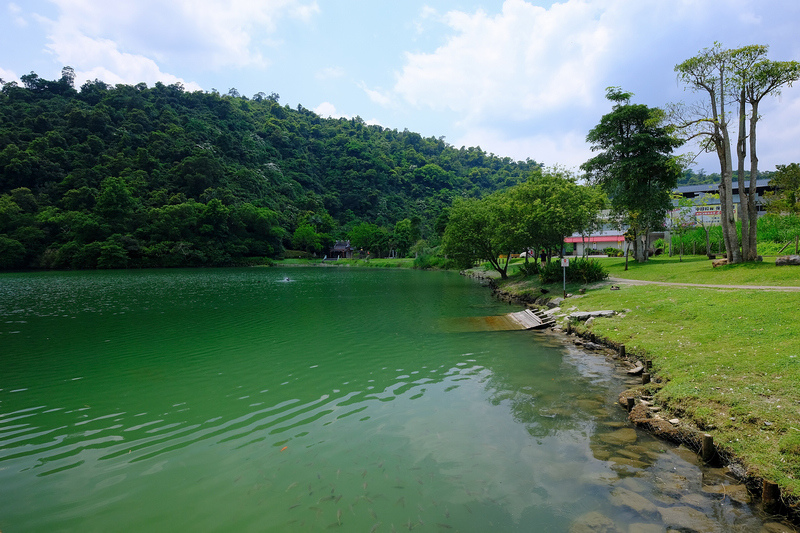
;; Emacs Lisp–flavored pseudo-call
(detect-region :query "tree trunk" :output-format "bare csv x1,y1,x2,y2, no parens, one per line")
736,90,751,261
746,100,761,261
716,70,742,264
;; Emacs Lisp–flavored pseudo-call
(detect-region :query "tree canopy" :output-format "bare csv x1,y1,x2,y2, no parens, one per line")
0,70,539,269
581,88,683,262
443,168,603,278
674,43,800,262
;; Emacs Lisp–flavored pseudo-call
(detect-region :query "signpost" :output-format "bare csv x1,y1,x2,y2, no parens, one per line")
561,257,569,298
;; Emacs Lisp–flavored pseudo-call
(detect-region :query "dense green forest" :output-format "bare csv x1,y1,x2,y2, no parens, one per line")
0,68,539,269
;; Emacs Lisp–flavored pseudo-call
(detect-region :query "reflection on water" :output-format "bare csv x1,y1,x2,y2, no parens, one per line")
0,268,780,531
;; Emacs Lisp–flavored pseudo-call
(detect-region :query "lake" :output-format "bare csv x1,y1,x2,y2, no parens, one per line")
0,267,776,531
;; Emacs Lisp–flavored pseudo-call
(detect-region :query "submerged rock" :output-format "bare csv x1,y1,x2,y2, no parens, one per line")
609,487,658,517
658,505,724,532
598,428,638,446
701,483,751,504
569,511,621,533
627,523,664,533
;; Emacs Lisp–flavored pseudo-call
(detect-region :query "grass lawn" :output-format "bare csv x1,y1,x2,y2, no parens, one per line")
494,256,800,499
597,254,800,286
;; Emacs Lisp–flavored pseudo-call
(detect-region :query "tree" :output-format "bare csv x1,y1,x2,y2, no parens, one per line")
737,51,800,260
765,163,800,215
292,223,321,253
582,88,683,262
508,168,605,258
442,194,524,279
674,43,738,262
675,43,800,262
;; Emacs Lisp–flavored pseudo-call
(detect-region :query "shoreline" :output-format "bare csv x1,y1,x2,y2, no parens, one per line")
461,267,800,527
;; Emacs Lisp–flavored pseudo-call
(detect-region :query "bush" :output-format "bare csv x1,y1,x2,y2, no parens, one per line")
517,260,540,277
538,257,608,284
413,254,436,269
283,249,312,259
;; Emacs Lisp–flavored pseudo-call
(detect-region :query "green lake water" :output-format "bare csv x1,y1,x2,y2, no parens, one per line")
0,267,775,531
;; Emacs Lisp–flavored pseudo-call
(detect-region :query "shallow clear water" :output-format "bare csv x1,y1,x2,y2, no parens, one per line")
0,267,773,531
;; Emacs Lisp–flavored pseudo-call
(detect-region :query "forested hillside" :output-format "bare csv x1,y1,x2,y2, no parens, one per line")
0,69,538,269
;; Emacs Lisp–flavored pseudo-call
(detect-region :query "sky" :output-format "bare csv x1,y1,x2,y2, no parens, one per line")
2,0,800,174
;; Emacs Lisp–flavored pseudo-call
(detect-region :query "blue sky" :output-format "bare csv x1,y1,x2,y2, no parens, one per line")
3,0,800,174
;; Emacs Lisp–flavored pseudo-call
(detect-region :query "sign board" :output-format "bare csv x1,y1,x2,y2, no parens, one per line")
561,258,569,267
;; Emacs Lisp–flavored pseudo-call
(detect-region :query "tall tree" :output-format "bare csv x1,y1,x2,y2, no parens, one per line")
674,43,739,262
738,51,800,260
675,43,800,262
582,88,683,262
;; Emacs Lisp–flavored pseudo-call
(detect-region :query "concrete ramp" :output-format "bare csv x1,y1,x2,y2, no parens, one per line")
445,309,555,332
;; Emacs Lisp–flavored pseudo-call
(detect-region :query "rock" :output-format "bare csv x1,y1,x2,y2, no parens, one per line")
702,483,751,504
776,255,800,266
681,492,712,509
569,511,621,533
609,487,659,517
761,521,798,532
669,418,680,425
608,455,649,470
658,505,724,532
598,427,638,446
628,404,651,424
548,297,565,308
569,310,616,321
585,317,595,327
628,524,664,533
627,365,645,375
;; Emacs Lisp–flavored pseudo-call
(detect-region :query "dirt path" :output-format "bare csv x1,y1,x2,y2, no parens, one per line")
607,277,800,291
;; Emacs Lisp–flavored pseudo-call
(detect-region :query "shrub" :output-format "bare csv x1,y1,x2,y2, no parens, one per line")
413,254,435,269
538,257,608,284
517,260,540,277
283,249,312,259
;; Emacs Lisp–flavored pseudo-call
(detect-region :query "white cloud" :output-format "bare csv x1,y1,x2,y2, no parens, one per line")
359,82,393,107
8,2,26,27
314,102,347,119
454,126,590,169
313,102,383,128
0,67,20,85
37,0,319,89
389,0,800,170
39,24,202,91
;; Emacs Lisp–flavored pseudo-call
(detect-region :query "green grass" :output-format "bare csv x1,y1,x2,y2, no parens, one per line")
597,254,800,286
495,258,800,498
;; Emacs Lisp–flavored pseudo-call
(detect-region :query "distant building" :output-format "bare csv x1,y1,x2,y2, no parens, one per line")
564,180,776,255
673,179,773,215
329,240,353,259
564,230,625,256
